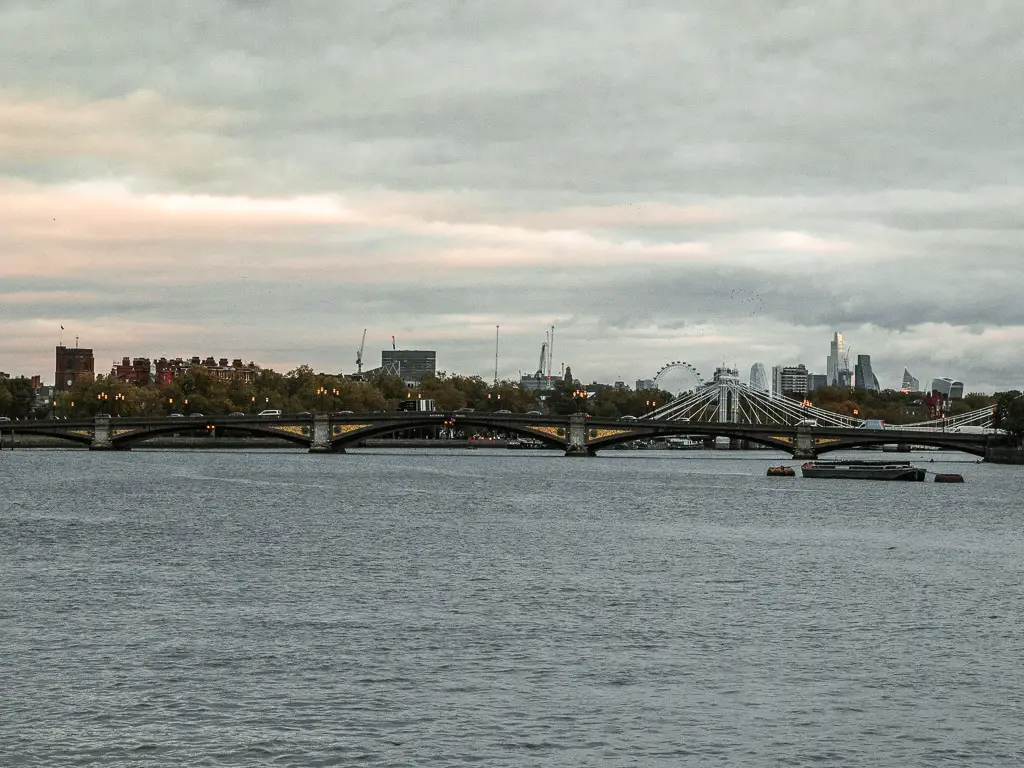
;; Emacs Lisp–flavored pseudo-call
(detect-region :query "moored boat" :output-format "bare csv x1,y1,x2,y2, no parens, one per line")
767,465,796,477
801,459,926,481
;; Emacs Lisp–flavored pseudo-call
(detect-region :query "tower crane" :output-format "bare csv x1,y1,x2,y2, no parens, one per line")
355,329,366,376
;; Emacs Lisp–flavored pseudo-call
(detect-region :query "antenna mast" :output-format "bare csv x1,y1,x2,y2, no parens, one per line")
549,325,554,377
494,325,500,385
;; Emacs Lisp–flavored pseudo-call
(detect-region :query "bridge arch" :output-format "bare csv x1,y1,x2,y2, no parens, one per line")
0,425,93,447
112,422,312,448
587,424,796,454
330,418,567,450
814,435,989,458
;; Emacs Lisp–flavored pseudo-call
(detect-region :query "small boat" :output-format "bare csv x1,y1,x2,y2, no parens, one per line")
801,459,926,481
933,473,965,483
767,466,796,477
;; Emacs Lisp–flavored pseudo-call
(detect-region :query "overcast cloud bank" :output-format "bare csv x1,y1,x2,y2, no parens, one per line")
1,1,1022,391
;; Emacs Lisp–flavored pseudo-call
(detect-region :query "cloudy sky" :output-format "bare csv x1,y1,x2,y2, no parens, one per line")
2,1,1022,392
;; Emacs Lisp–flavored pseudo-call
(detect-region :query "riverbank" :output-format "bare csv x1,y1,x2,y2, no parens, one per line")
0,435,511,450
986,446,1024,464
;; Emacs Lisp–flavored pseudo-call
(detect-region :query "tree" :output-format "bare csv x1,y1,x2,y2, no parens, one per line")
993,391,1024,446
0,380,13,417
2,377,36,419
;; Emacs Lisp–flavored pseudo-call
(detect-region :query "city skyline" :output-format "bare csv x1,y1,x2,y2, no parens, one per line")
2,2,1022,391
7,333,978,398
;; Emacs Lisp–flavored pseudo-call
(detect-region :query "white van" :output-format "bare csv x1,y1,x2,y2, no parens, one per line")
796,418,818,427
257,409,282,417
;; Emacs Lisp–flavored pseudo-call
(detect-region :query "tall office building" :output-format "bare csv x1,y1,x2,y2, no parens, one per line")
901,368,920,392
931,377,964,400
55,345,95,390
772,364,809,398
749,362,769,392
853,354,880,392
826,332,852,387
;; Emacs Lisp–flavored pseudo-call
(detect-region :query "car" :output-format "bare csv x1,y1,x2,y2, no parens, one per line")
455,407,475,413
188,413,204,418
796,418,818,427
228,412,245,417
334,410,354,415
168,413,185,418
295,411,313,418
0,416,10,423
257,409,282,417
526,410,542,415
495,409,511,414
621,415,638,421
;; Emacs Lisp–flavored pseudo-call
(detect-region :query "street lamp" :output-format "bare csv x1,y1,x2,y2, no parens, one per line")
573,389,588,414
317,386,327,412
114,392,126,416
97,391,108,415
331,388,340,411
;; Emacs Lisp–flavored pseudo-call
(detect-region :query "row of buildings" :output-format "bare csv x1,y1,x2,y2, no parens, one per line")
52,344,440,389
753,331,965,400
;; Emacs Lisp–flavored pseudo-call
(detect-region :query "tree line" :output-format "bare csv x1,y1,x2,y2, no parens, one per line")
1,367,673,420
1,368,1016,435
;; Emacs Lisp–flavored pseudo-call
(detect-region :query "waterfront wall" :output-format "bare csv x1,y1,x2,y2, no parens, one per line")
986,446,1024,465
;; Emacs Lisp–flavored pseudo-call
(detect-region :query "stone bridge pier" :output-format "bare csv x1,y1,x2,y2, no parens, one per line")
792,427,817,460
309,414,337,453
90,416,113,450
565,413,594,457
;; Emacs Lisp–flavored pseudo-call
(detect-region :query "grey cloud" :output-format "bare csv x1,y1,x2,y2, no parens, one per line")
1,1,1022,389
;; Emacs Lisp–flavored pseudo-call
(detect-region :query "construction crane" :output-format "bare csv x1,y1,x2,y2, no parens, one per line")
536,342,548,378
355,329,367,375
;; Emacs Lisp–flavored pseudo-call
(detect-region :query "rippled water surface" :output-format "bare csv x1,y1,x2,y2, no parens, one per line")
2,448,1023,766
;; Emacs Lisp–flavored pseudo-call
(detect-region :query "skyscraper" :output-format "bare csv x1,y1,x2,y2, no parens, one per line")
931,377,964,400
853,354,880,392
749,362,769,392
827,332,843,386
827,332,852,387
901,368,920,392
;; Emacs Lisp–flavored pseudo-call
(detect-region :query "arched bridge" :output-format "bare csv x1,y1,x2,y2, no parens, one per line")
0,411,1006,459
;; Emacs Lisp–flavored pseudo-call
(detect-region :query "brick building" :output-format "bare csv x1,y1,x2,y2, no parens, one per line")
55,345,95,390
111,357,154,385
153,356,259,385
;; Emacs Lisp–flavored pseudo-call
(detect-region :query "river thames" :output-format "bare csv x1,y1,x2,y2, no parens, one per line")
2,448,1022,766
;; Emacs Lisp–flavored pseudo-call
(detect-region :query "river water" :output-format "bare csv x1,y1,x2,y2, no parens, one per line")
2,448,1022,766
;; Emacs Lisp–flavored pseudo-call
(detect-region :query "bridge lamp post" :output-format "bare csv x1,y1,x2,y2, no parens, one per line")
168,397,174,415
331,388,339,410
317,386,327,412
250,395,256,414
114,392,125,417
573,389,588,414
646,399,657,416
97,391,108,415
